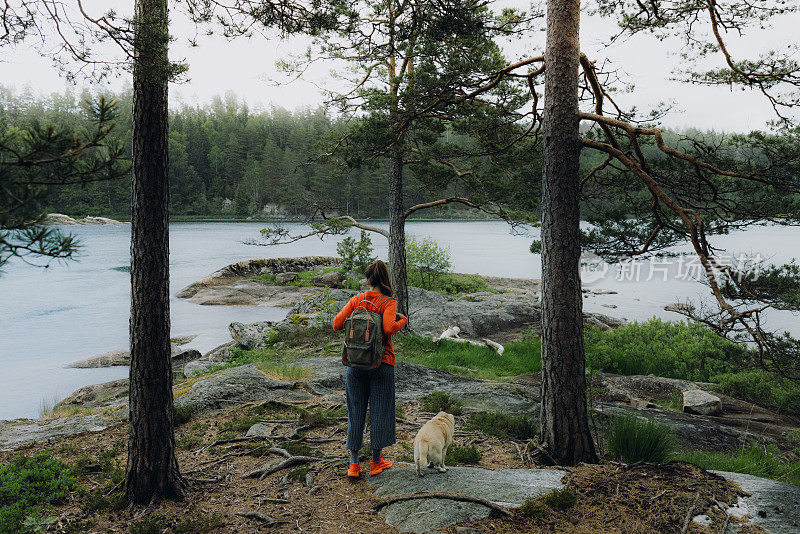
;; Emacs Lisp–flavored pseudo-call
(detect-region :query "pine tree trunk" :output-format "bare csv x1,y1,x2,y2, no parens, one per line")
538,0,598,465
387,144,409,317
125,0,186,504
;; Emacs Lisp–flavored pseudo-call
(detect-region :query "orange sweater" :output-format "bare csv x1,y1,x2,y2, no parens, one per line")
332,291,407,365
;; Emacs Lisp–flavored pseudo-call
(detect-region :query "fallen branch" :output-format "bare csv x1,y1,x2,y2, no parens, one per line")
482,338,505,356
680,494,701,534
433,326,505,355
373,492,510,516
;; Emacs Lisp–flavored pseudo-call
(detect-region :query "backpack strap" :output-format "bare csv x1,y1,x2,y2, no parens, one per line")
349,294,365,339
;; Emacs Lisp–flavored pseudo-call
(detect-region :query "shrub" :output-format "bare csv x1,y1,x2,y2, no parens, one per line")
584,319,746,381
420,392,463,416
519,498,549,518
0,453,79,534
466,411,538,440
336,230,375,271
406,237,452,290
606,414,675,464
173,405,193,426
288,466,311,483
543,488,577,510
446,444,482,465
435,273,491,295
713,370,800,416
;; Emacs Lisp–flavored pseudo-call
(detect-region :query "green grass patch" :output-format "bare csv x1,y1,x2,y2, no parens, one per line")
519,489,577,518
283,443,314,457
173,405,193,426
543,488,577,510
298,407,347,428
677,444,800,487
466,411,537,440
519,498,549,518
399,334,540,381
606,414,675,464
652,391,684,412
446,444,482,465
419,392,463,416
0,453,79,534
288,466,311,483
252,266,341,287
219,414,261,434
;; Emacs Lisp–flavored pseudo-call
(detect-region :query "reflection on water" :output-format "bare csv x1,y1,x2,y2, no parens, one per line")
1,221,798,419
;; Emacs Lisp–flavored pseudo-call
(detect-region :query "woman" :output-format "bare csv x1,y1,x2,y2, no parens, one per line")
332,260,407,478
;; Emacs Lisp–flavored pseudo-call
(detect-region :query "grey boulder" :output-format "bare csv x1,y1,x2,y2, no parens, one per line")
311,271,343,287
683,389,723,416
173,365,311,417
275,272,298,283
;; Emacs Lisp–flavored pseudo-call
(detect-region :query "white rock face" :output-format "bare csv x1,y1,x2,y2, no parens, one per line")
42,213,78,225
80,216,124,224
682,389,722,416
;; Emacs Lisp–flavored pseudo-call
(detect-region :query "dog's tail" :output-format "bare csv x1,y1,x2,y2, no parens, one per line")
414,440,428,477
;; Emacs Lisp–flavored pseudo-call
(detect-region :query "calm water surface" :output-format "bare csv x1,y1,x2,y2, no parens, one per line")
1,221,798,419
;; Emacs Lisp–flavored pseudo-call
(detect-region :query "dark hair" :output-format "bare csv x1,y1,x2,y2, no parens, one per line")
365,260,393,297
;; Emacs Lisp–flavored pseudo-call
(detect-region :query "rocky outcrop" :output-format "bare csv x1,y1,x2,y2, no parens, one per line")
57,379,129,409
80,216,124,224
683,389,723,416
370,467,567,533
42,213,79,225
41,214,125,225
67,347,201,375
67,349,131,368
298,356,538,414
713,471,800,534
0,415,117,451
175,257,341,303
173,365,312,418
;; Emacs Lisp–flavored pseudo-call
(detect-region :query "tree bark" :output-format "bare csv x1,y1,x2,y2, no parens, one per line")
387,143,409,316
538,0,598,465
126,0,186,503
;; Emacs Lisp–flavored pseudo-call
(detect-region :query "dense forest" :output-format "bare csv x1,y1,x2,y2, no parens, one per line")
2,85,796,223
0,86,500,220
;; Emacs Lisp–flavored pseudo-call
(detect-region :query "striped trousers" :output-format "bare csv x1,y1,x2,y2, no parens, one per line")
345,364,396,451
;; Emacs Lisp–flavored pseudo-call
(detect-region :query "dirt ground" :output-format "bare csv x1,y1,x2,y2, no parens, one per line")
0,394,761,534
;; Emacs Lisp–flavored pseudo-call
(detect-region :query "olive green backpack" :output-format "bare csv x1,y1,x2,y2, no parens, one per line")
342,294,390,370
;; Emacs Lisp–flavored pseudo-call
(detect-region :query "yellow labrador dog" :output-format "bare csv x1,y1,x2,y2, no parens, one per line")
413,411,455,477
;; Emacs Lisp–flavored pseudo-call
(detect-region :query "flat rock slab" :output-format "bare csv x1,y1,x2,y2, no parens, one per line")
0,414,116,451
369,467,566,533
714,471,800,533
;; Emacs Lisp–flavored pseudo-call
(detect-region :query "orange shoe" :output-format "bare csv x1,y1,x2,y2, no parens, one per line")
369,456,392,476
347,462,362,478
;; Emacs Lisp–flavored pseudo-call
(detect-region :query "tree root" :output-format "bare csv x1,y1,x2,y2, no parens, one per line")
244,447,325,480
373,492,510,516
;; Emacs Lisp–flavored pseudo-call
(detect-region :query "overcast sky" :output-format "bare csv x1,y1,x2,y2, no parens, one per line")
1,1,796,132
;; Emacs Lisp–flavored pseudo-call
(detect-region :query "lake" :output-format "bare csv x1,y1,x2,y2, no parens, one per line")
1,220,798,419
